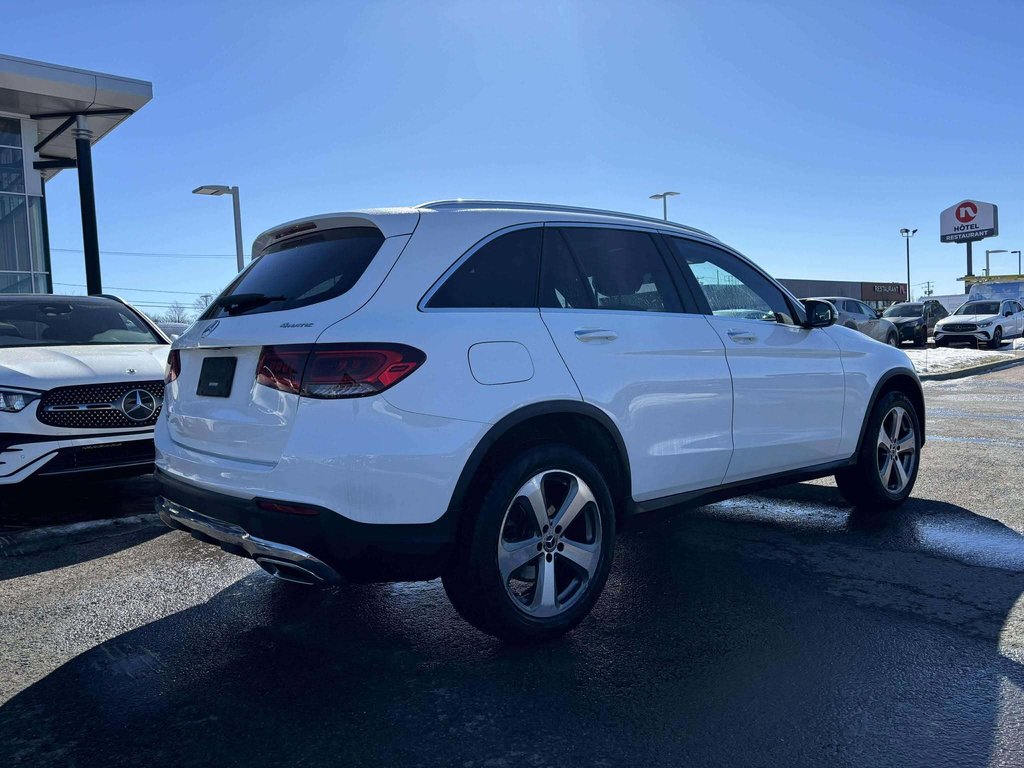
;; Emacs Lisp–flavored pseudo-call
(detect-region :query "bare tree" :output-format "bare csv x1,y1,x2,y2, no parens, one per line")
160,302,192,324
193,293,216,316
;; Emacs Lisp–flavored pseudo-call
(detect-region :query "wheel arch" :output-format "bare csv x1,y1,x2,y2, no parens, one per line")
447,401,632,527
855,368,926,453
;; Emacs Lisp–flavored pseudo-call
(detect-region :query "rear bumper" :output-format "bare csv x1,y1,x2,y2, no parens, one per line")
156,470,457,583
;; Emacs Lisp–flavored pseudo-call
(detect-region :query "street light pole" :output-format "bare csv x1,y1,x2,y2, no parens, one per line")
1012,250,1022,276
900,228,917,301
649,191,679,221
192,184,245,273
984,249,1007,278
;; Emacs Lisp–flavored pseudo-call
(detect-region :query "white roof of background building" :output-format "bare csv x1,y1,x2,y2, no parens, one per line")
0,53,152,179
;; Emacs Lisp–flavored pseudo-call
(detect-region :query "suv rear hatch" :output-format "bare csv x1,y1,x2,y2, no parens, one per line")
166,213,417,465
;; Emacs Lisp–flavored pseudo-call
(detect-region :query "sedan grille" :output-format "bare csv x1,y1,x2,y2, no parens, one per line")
37,381,164,429
943,323,977,332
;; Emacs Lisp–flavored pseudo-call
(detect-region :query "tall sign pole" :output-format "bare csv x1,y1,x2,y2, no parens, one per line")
939,199,998,293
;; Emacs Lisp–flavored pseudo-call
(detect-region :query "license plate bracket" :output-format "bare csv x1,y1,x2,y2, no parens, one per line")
197,356,237,398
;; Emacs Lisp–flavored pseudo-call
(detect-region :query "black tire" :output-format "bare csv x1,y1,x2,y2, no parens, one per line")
886,333,899,347
988,327,1003,349
934,337,946,348
442,444,616,642
913,327,926,347
835,390,921,512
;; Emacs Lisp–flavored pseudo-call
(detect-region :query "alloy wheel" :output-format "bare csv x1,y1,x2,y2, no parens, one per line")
876,406,916,494
497,470,603,618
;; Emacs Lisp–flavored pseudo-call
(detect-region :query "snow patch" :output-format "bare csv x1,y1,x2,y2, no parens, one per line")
904,347,1015,374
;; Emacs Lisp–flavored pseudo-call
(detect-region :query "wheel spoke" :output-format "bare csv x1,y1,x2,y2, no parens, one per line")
894,456,910,490
896,432,916,454
530,556,557,612
499,538,542,582
519,476,550,534
559,540,600,577
877,426,889,451
879,454,894,487
552,479,594,532
889,408,904,442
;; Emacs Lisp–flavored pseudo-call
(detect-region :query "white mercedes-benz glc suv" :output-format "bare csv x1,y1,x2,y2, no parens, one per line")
156,201,925,641
0,294,169,485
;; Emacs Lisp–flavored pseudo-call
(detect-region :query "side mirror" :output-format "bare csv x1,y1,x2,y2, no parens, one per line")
802,299,837,328
1005,310,1013,317
875,309,884,319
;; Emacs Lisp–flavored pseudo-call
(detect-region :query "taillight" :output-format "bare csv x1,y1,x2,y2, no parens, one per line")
165,349,181,384
255,344,425,399
256,345,309,394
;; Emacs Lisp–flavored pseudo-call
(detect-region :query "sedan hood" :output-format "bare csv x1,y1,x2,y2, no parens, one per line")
0,345,169,390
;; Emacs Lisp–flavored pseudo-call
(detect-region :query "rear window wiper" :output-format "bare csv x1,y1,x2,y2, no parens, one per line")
215,293,285,315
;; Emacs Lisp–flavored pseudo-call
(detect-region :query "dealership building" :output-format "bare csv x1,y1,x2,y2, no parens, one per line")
779,278,909,309
0,54,151,294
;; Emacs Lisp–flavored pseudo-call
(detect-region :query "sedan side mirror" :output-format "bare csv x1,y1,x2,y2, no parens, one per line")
1005,310,1013,317
801,299,837,328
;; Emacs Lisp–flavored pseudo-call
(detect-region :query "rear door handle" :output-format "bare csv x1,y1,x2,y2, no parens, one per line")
727,329,757,343
574,328,618,343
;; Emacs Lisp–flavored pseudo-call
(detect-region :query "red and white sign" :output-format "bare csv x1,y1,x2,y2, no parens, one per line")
940,199,998,243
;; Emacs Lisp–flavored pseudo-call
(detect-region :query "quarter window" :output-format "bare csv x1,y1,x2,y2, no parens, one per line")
541,227,682,313
666,238,797,324
427,227,542,309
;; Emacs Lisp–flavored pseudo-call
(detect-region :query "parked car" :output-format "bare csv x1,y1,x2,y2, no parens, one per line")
0,295,169,484
934,299,1024,348
157,321,190,340
805,296,900,346
156,200,925,641
882,300,948,346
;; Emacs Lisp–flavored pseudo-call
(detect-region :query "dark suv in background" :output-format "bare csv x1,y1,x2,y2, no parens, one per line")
882,300,948,346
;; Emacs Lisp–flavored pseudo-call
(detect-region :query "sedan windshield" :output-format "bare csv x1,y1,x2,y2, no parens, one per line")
883,304,924,318
0,299,163,348
954,301,1000,316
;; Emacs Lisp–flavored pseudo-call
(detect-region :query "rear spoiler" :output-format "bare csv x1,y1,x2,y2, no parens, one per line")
251,209,420,259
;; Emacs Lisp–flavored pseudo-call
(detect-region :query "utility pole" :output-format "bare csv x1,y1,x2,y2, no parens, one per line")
923,281,934,297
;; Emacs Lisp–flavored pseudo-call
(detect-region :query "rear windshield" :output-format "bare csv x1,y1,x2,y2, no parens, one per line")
0,299,163,348
205,226,385,318
883,304,923,317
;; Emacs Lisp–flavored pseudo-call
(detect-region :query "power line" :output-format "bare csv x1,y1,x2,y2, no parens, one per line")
53,282,207,296
52,247,238,261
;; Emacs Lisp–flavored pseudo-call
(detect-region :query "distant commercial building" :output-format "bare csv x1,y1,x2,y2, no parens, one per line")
780,279,908,310
0,54,152,294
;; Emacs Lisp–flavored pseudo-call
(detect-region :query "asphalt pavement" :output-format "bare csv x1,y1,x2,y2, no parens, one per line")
1,367,1023,767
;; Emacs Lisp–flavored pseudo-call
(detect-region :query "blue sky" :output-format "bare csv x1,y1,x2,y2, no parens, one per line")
9,0,1024,314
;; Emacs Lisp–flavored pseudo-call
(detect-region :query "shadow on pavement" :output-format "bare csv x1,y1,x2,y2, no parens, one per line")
1,482,1022,767
0,474,157,532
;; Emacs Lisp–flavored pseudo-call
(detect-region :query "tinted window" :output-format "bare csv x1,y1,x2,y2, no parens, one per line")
427,228,542,309
541,227,681,313
209,227,384,318
0,299,163,347
884,304,924,318
954,301,1000,316
666,238,796,324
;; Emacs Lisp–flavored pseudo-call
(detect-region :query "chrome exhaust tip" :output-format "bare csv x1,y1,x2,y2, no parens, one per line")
254,556,323,586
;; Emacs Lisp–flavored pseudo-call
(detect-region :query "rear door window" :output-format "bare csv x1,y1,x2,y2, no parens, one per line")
426,227,542,309
541,227,683,313
206,227,385,318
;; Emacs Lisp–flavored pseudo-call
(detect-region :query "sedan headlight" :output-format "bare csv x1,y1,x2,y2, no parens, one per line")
0,389,40,413
978,320,993,328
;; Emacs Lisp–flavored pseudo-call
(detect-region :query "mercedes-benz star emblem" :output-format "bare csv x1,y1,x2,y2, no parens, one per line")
121,389,159,422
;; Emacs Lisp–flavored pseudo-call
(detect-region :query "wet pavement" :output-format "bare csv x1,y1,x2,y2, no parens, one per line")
1,367,1023,767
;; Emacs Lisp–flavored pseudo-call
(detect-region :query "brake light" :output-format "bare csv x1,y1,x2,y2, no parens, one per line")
165,349,181,384
255,344,425,399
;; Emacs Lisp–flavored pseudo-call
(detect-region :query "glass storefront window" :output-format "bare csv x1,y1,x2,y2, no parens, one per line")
0,148,25,194
0,117,20,148
0,193,30,271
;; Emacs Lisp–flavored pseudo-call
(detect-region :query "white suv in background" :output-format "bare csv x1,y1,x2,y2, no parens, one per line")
0,295,169,484
933,299,1024,348
156,201,925,641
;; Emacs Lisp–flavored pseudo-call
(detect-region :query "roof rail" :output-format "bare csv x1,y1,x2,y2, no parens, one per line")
416,199,716,239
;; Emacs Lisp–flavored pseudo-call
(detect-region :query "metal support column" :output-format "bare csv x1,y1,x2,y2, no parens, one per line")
74,115,102,295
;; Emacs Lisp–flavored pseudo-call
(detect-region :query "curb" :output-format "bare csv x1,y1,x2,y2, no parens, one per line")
0,513,162,558
918,354,1024,382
